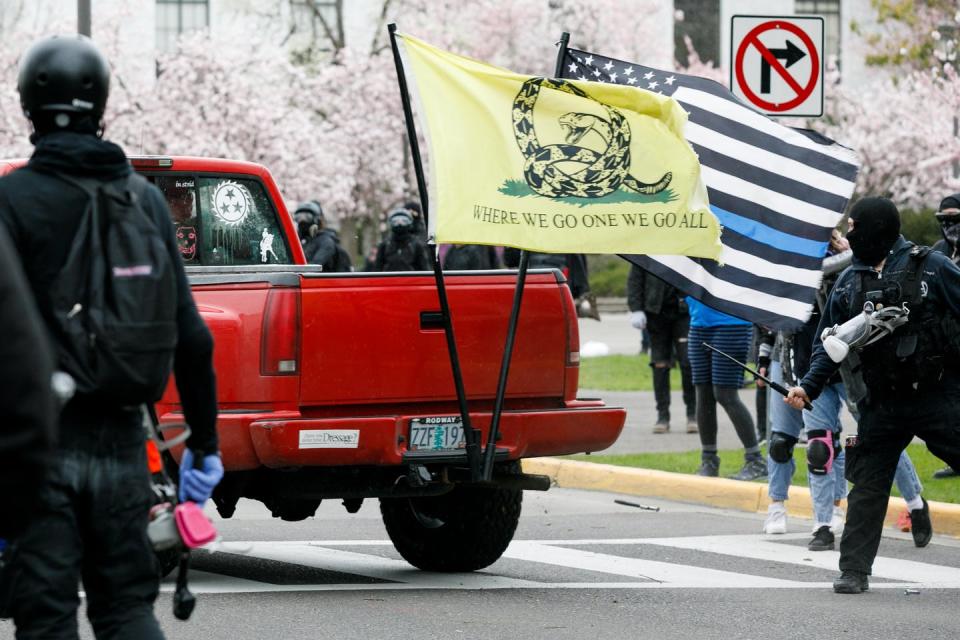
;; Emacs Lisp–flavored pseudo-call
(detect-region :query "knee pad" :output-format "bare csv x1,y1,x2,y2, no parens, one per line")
769,432,798,464
807,429,837,475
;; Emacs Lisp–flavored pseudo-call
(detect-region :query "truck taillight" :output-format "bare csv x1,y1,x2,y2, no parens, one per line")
261,288,300,376
561,286,580,367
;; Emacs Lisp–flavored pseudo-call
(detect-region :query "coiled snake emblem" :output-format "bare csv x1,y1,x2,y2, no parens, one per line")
512,78,672,199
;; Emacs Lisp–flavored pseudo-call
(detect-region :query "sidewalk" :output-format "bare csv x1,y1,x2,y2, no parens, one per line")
524,457,960,539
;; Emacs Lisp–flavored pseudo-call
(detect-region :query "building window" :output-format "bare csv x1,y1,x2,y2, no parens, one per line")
674,0,720,68
156,0,210,52
795,0,840,68
289,0,344,54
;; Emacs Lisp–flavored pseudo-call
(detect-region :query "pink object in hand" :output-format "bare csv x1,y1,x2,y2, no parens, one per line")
174,502,218,549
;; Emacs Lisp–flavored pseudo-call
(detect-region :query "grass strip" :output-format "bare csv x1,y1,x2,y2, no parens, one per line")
569,443,959,504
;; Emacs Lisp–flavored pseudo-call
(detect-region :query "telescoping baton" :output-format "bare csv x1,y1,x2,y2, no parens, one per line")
701,342,812,411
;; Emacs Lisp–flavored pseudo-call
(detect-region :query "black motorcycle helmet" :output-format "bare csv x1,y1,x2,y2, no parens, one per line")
387,208,414,235
293,201,324,241
17,35,111,133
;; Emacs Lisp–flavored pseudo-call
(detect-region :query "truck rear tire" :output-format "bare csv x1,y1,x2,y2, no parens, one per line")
380,484,522,572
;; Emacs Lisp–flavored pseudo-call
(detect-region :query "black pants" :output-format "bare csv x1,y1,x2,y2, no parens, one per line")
647,311,695,420
11,410,164,639
840,381,960,575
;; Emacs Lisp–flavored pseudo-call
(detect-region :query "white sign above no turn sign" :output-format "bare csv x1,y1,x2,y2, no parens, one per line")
730,15,824,117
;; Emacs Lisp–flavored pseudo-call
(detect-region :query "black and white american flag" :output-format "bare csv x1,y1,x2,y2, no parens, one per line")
559,47,860,331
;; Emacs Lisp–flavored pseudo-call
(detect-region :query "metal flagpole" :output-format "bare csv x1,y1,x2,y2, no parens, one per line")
78,0,91,36
387,24,483,481
480,31,572,481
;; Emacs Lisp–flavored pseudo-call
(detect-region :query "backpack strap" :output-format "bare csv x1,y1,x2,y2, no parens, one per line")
901,245,931,306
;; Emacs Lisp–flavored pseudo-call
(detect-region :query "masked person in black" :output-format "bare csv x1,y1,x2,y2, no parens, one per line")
293,200,353,272
931,193,960,479
0,223,57,560
372,207,429,271
0,35,221,637
786,197,960,594
627,264,696,434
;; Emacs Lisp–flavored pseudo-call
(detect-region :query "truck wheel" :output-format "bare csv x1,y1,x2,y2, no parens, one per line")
380,484,522,572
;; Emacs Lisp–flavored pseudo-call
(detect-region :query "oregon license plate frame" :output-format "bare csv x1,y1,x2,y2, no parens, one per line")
408,416,466,451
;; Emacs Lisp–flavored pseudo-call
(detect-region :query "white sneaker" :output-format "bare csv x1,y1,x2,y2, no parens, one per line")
830,506,845,534
763,504,787,534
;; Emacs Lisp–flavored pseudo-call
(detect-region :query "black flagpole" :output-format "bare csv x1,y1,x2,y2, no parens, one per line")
480,31,572,481
387,24,483,481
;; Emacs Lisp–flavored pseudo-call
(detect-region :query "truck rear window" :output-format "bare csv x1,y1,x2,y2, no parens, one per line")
149,174,291,266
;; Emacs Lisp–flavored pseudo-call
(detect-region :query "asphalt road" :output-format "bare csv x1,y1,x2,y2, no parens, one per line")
5,488,956,640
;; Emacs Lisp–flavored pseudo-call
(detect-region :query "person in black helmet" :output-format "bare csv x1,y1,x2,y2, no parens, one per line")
0,35,220,638
372,207,429,271
293,200,352,272
786,197,960,594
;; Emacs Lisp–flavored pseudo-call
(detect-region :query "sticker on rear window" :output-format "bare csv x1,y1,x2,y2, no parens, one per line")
260,228,278,263
212,180,250,225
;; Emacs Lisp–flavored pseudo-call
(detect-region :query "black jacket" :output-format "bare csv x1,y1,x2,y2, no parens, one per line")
801,236,960,400
305,229,351,272
627,264,684,316
0,224,56,538
0,131,218,454
443,244,500,270
373,233,429,271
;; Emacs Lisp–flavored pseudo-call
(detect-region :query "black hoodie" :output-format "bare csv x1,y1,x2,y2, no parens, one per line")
0,131,218,455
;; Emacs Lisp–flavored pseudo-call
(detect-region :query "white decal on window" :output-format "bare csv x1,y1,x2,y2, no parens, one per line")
298,430,360,449
260,228,278,263
212,180,250,225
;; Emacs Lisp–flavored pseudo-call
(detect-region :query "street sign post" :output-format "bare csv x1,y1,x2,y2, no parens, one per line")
730,15,824,117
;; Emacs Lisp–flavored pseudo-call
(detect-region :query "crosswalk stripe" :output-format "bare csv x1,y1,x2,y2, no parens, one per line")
502,541,801,588
637,535,960,586
163,536,960,594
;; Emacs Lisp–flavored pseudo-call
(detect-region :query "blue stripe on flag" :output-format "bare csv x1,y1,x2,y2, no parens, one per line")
710,206,828,258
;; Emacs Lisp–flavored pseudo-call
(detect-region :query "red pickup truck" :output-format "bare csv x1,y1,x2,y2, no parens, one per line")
1,156,625,572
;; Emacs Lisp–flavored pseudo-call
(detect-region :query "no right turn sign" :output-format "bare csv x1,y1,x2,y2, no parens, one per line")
730,15,824,117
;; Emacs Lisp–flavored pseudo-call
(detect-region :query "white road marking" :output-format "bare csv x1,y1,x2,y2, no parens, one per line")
502,541,799,588
169,536,960,594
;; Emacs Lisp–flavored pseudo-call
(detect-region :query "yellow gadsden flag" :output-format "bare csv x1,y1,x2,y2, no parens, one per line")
395,33,721,259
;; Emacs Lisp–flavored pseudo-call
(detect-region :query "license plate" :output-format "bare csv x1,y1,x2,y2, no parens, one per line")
408,416,465,451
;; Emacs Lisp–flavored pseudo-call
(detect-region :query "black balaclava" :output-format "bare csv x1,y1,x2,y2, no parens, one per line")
847,197,901,266
937,193,960,249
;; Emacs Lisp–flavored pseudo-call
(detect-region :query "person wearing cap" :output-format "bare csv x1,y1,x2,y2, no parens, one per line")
930,193,960,479
786,197,960,594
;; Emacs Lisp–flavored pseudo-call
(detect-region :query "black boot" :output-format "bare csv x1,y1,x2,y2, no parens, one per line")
833,571,869,594
910,498,933,548
652,365,671,434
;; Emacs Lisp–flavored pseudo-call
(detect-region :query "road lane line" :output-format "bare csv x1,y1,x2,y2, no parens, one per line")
503,541,802,588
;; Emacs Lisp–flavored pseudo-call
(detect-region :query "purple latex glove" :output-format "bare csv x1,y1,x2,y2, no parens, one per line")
179,449,224,504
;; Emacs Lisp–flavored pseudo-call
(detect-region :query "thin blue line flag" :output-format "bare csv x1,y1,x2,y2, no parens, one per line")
560,46,860,331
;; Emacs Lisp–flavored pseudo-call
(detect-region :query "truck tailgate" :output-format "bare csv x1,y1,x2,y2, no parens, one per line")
298,271,570,406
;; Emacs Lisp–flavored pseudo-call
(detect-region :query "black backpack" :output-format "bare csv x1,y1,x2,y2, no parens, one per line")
51,173,179,403
332,244,353,272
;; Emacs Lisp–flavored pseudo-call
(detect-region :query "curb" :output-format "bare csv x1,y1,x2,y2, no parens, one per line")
523,457,960,538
